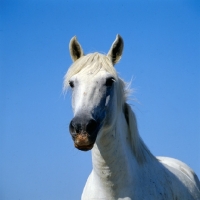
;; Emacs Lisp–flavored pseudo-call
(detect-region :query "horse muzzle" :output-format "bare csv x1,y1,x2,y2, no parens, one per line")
69,117,99,151
74,133,94,151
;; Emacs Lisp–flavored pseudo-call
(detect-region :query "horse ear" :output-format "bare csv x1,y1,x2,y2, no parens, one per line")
107,34,124,65
69,36,84,62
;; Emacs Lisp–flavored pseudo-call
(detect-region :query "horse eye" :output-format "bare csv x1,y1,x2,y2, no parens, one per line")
105,77,115,87
69,81,74,88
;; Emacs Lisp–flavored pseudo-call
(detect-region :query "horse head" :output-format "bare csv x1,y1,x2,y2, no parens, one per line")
64,35,124,151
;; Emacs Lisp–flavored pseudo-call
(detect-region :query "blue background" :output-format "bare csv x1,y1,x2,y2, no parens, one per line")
1,0,199,199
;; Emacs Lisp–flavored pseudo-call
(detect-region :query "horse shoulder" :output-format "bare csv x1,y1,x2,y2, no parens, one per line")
157,156,200,199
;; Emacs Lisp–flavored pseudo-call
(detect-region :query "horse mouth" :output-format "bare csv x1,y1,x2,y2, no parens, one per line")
73,133,95,151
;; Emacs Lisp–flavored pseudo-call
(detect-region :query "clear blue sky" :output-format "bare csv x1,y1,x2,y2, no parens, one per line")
1,0,199,199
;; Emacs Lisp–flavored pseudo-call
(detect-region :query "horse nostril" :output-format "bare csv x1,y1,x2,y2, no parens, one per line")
86,119,98,133
69,120,82,134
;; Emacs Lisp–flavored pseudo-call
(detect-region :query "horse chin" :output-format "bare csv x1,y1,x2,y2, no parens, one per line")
74,143,94,151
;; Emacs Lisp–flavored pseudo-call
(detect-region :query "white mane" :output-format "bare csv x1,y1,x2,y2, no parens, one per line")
124,103,155,164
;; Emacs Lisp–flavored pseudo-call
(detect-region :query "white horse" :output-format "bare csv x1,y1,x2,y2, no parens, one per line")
64,35,200,200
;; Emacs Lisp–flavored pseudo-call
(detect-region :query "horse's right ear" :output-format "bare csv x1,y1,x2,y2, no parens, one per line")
69,36,84,62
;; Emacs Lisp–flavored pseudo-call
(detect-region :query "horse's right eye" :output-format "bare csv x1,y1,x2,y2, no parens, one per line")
69,81,74,88
105,77,115,87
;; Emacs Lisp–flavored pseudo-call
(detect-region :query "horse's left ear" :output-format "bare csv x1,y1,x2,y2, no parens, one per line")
69,36,84,62
107,34,124,65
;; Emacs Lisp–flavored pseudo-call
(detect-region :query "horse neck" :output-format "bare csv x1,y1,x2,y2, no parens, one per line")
91,110,138,188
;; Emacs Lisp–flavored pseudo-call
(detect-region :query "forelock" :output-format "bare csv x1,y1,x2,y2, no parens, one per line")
64,53,117,90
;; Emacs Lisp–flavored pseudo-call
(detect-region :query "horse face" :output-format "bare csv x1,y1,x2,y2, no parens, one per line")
69,70,116,151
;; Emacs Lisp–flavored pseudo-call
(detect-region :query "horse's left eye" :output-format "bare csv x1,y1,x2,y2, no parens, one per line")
105,77,115,87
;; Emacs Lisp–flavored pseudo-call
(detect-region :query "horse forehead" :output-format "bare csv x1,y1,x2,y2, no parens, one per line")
77,70,110,83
